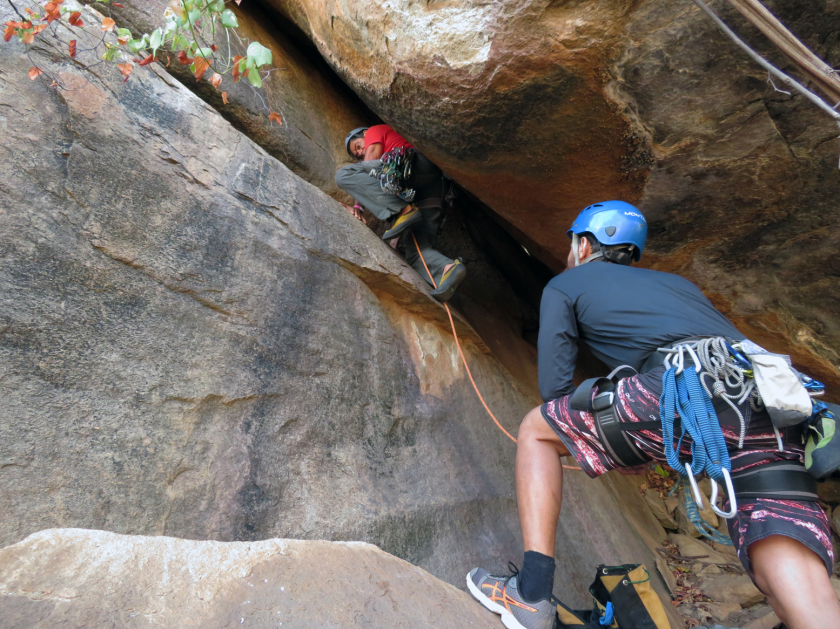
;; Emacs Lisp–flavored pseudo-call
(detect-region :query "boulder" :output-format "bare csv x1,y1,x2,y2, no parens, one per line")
645,491,678,530
655,554,678,596
702,602,742,623
668,535,732,566
0,2,675,612
0,528,498,628
264,0,840,392
698,574,764,607
676,490,718,537
744,609,782,629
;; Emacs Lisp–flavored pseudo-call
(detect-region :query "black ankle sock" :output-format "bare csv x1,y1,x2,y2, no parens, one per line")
518,550,555,602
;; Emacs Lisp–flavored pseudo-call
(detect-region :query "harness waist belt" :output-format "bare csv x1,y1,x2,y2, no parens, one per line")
730,460,819,502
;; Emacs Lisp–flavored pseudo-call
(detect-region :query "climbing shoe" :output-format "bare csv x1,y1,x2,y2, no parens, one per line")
382,204,422,240
467,567,557,629
430,259,466,302
805,402,840,480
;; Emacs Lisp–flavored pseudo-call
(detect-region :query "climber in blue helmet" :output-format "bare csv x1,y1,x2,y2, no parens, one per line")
467,201,840,629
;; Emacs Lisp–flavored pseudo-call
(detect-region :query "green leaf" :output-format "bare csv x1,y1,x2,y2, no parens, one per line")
117,28,131,40
149,28,163,54
247,68,262,88
246,41,272,67
653,464,669,478
210,0,226,12
197,46,214,58
220,9,238,28
188,7,200,25
127,38,146,53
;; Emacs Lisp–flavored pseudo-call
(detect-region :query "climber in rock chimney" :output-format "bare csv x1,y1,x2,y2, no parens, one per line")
335,124,466,302
466,201,840,629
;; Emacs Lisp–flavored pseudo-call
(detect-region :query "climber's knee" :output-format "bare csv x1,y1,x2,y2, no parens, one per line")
518,406,568,453
335,165,353,189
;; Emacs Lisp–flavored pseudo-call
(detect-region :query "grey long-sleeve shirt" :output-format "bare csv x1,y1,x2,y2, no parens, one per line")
537,260,742,402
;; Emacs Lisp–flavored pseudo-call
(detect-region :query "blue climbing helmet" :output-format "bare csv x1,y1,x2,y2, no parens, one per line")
567,200,647,262
345,127,369,157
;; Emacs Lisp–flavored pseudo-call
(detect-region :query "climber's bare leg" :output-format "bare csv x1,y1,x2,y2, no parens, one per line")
516,406,570,556
749,535,840,628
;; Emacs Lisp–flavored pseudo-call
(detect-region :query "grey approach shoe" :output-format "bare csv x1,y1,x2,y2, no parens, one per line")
467,567,557,629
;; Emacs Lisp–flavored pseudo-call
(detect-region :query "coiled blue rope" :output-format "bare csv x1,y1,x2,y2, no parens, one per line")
660,356,735,539
660,363,731,483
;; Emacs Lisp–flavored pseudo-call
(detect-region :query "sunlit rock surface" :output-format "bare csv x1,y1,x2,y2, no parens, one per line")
0,529,498,628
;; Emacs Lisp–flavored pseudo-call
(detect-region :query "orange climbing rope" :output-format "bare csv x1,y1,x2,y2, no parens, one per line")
410,232,582,471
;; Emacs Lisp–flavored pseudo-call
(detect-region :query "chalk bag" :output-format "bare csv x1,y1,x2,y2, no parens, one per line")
556,564,671,629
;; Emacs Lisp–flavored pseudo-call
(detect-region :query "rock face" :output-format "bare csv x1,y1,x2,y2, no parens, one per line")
263,0,840,389
0,528,498,628
0,3,677,616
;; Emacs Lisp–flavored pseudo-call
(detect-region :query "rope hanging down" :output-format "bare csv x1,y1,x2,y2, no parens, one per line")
409,232,582,471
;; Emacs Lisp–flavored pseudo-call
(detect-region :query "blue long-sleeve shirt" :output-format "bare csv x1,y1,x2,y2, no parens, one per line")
537,260,742,402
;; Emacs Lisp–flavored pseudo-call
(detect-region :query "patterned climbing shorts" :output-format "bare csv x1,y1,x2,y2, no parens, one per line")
540,368,834,582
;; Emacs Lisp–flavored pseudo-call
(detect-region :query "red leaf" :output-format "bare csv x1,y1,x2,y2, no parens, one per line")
177,51,193,66
68,11,83,27
113,2,124,6
117,34,129,45
138,55,157,66
69,39,76,58
268,111,282,126
3,22,15,43
21,31,33,44
193,57,209,81
44,2,61,22
101,17,115,32
28,66,43,80
231,54,243,83
24,7,35,16
117,62,132,82
221,91,228,105
32,24,47,34
210,72,222,89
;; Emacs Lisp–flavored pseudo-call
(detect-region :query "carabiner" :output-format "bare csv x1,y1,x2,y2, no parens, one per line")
683,343,703,374
684,463,707,509
709,469,738,519
675,345,686,375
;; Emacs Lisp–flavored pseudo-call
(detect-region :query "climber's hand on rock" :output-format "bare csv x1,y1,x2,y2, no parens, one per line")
342,203,367,224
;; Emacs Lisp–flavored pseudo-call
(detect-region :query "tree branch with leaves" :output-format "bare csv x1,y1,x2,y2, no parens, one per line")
3,0,282,125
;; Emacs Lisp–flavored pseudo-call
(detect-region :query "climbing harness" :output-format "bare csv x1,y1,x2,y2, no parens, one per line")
409,232,582,471
569,366,650,468
571,334,832,540
370,146,416,202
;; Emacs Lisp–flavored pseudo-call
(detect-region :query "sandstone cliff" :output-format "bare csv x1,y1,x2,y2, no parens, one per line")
0,3,679,620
